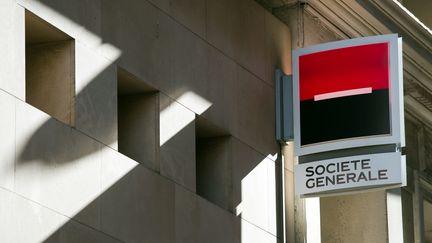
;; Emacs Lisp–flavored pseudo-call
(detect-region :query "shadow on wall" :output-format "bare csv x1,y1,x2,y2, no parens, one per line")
8,1,283,243
13,84,280,243
18,70,116,165
33,139,280,243
14,66,281,243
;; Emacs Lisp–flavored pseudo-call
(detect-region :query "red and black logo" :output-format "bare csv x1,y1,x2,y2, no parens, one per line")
299,43,391,146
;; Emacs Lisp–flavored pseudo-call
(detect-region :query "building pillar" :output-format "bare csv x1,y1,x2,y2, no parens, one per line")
283,142,309,243
320,191,389,243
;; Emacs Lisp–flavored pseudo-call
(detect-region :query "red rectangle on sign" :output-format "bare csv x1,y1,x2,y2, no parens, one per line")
299,43,389,101
298,43,391,146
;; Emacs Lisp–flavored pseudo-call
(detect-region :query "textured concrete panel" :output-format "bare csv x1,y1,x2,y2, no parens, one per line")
18,0,103,48
0,186,120,243
147,0,170,13
196,197,240,243
75,42,117,149
320,191,388,243
196,195,240,243
206,0,239,58
15,100,101,228
0,187,66,243
234,0,267,81
100,159,175,243
101,0,174,93
147,0,206,38
175,184,240,243
117,68,158,95
237,157,268,233
35,0,101,36
118,93,159,171
264,11,292,86
202,48,236,133
100,146,138,192
175,184,198,243
26,9,72,45
232,138,277,236
171,22,208,109
0,0,25,99
171,0,206,38
26,40,75,126
235,66,278,156
241,219,278,243
45,219,122,243
267,160,277,235
172,45,236,134
160,94,196,191
0,91,15,191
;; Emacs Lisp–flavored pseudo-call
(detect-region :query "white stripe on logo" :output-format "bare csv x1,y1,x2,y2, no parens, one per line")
314,87,372,101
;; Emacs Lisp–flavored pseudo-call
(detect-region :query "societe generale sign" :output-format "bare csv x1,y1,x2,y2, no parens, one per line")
293,34,404,156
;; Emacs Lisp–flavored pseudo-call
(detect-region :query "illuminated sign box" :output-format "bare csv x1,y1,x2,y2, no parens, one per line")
293,34,404,156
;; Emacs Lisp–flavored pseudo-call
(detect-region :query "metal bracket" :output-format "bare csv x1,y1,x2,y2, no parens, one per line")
275,69,293,142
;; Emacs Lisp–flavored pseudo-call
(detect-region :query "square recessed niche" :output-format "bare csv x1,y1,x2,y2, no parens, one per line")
25,10,75,126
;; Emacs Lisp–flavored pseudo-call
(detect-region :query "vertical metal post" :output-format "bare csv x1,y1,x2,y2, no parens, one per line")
276,69,294,242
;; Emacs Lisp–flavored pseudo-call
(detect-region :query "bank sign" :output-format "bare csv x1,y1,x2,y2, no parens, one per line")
293,34,405,196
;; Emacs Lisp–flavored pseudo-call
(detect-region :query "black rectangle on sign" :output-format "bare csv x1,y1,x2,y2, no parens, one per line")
300,89,390,146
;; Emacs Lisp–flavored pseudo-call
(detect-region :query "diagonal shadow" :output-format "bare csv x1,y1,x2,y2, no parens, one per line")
6,1,284,243
18,69,117,165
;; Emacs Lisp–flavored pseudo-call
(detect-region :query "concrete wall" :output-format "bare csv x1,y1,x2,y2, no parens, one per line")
0,83,279,243
0,0,25,100
75,41,118,149
0,0,291,242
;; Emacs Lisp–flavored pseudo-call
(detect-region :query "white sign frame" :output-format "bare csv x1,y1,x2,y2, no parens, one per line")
293,34,405,156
